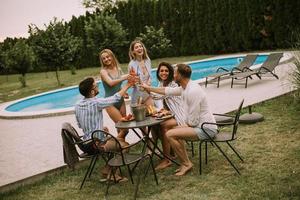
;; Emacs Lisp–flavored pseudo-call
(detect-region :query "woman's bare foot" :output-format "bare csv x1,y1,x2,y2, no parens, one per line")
175,162,193,176
175,166,183,173
155,160,172,171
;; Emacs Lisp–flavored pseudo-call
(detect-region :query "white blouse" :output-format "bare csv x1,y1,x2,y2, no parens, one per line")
155,81,186,125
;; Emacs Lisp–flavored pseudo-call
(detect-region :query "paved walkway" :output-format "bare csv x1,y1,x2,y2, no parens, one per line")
0,53,296,192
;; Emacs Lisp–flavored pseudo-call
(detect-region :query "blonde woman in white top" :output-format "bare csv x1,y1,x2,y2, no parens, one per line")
142,64,217,176
128,40,154,106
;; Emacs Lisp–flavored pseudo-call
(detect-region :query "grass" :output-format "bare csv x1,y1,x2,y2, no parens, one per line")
1,92,300,200
0,55,210,103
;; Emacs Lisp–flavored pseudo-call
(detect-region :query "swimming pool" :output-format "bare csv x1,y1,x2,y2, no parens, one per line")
1,54,269,117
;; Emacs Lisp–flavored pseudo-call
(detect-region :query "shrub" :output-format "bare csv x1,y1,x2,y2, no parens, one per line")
291,32,300,103
85,14,128,63
138,26,172,59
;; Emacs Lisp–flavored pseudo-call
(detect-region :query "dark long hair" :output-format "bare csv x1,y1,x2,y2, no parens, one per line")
156,62,174,86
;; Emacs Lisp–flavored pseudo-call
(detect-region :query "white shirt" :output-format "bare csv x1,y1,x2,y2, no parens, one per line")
165,80,217,130
155,81,186,125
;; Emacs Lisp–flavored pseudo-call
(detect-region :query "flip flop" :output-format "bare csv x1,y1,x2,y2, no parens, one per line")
100,178,108,183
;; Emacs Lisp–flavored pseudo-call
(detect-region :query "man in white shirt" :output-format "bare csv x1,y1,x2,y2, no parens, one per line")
142,64,217,176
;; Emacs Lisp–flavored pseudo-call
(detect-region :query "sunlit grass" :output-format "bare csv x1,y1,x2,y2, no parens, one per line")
1,93,300,200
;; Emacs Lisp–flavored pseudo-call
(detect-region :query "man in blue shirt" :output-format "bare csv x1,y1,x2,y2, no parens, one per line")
75,77,132,181
75,77,131,141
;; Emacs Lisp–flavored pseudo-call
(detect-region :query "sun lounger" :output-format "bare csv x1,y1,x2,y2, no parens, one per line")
230,52,283,88
205,54,258,88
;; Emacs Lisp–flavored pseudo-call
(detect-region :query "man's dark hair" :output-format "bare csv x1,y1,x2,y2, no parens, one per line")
79,77,94,97
176,64,192,78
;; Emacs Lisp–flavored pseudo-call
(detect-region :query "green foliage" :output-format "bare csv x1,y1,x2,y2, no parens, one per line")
5,40,35,87
113,0,300,56
0,44,6,72
138,26,172,59
291,33,300,102
68,15,90,68
0,37,20,76
82,0,127,12
85,14,128,62
29,18,82,85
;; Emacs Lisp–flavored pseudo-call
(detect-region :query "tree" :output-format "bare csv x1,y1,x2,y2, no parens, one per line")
29,18,82,85
82,0,127,12
85,14,128,62
138,25,172,59
0,37,19,80
5,40,35,87
68,15,91,68
0,45,9,81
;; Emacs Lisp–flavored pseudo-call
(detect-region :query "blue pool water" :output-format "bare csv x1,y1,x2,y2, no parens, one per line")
5,55,267,112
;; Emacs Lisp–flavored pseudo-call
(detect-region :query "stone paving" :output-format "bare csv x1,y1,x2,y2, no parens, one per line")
0,53,296,192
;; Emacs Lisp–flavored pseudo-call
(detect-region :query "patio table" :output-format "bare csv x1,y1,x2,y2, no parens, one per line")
116,116,179,199
115,116,179,165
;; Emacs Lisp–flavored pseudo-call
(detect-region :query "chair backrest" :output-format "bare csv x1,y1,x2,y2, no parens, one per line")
236,54,258,71
62,122,89,153
259,53,283,72
232,99,244,140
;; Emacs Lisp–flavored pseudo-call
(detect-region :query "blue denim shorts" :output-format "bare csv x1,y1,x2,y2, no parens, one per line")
194,127,218,140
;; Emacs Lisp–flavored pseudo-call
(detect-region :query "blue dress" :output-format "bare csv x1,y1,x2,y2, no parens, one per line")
102,68,124,110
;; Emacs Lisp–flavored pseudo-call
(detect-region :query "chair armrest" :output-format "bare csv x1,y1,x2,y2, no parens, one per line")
74,138,92,145
258,66,271,73
213,113,234,118
121,136,146,151
242,67,253,72
202,121,233,128
216,67,229,72
231,67,242,72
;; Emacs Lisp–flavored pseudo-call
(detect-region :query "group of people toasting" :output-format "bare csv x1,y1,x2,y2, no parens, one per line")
75,39,217,178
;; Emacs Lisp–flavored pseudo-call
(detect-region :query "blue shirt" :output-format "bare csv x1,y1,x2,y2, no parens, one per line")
75,93,121,141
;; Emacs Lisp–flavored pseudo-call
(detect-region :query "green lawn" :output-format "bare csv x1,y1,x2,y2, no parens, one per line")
0,55,210,103
1,93,300,200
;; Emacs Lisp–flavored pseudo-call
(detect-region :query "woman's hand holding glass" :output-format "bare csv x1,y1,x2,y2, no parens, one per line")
127,74,139,86
140,83,151,93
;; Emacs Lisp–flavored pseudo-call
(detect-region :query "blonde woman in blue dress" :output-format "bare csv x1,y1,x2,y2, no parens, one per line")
99,49,129,139
128,40,154,106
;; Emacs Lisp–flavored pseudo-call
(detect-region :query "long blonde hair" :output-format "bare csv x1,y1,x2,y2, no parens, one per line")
99,49,120,69
128,40,149,61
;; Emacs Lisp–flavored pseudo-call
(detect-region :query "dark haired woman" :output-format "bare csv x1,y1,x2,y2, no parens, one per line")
153,62,185,170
